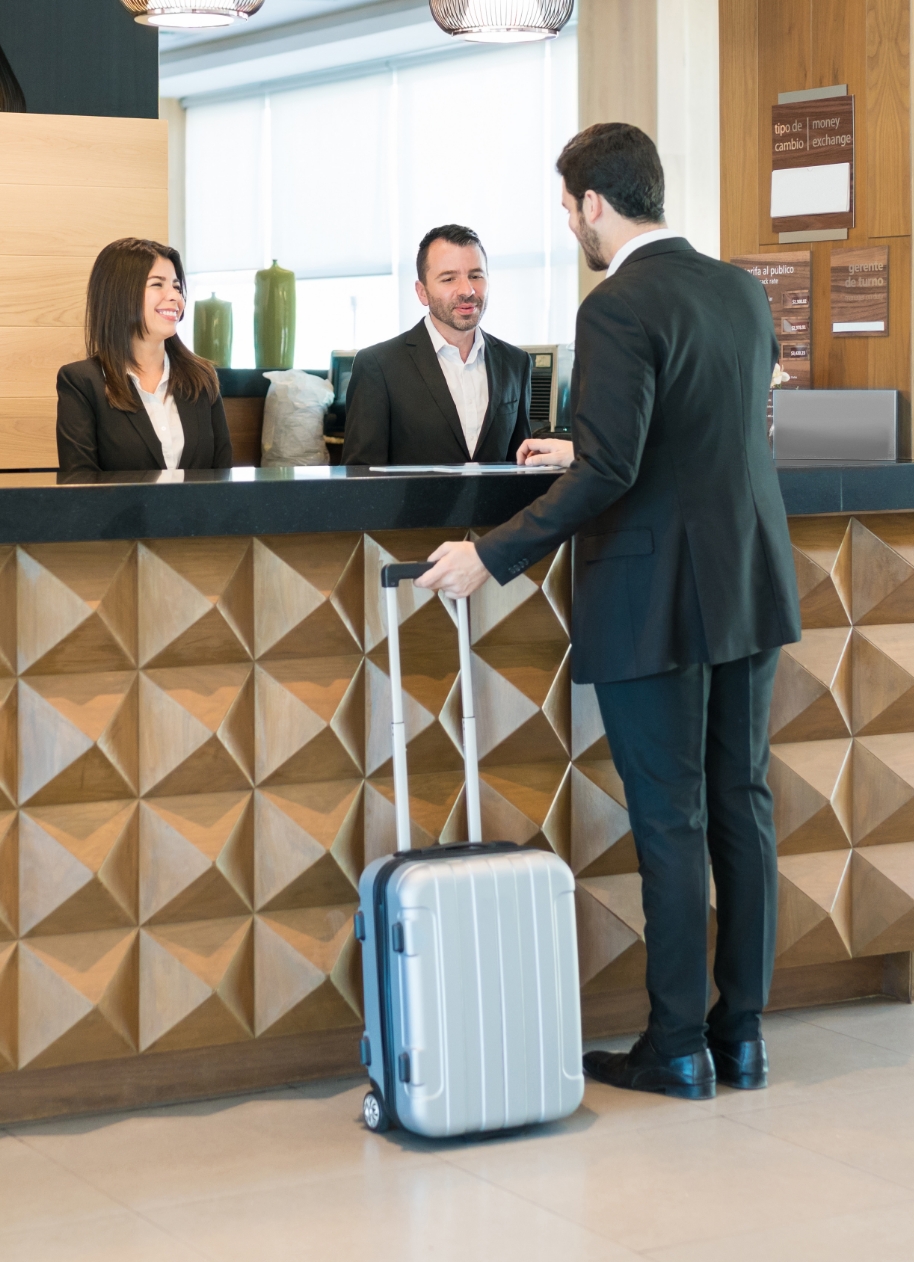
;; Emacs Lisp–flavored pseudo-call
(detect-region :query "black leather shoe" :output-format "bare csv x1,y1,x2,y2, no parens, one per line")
709,1037,768,1090
583,1033,716,1100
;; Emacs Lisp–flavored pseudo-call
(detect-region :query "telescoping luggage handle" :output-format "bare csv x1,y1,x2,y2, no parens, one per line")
381,563,482,851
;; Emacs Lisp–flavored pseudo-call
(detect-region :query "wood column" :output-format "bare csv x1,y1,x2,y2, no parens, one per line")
0,114,168,468
576,0,659,299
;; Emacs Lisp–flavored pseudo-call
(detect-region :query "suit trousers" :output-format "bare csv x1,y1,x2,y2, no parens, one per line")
594,648,781,1057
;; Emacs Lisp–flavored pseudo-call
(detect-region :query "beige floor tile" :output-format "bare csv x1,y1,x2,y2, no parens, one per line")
438,1111,909,1254
708,1009,914,1117
11,1086,435,1211
790,996,914,1055
734,1083,914,1189
0,1131,122,1236
146,1162,644,1262
645,1198,914,1262
0,1212,207,1262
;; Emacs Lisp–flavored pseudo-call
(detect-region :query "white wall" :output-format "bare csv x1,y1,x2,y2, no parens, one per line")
656,0,720,258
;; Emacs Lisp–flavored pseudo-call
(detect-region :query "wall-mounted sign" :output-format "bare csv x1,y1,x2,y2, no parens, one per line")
830,246,889,336
732,252,812,388
771,95,854,234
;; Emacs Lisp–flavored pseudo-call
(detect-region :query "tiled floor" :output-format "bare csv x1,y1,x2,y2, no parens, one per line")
5,1001,914,1260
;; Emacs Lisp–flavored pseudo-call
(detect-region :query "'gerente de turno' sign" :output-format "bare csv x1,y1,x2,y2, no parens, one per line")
771,96,855,234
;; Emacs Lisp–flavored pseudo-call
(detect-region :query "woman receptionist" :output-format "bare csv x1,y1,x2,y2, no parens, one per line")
57,237,233,472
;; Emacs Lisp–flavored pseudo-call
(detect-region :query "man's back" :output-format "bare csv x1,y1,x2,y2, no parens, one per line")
477,237,801,683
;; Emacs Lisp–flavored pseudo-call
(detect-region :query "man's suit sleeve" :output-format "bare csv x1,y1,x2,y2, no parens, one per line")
56,366,103,473
475,289,656,584
342,349,391,465
506,349,532,460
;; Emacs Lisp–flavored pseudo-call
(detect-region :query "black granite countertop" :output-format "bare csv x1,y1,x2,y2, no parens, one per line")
0,462,909,545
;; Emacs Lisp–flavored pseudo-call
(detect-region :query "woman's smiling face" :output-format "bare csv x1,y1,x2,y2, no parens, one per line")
143,256,185,341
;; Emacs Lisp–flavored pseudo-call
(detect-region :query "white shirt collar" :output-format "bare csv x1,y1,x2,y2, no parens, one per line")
424,313,485,365
606,229,680,278
129,351,170,397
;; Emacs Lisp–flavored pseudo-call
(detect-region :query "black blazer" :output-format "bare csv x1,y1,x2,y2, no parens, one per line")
56,357,233,473
475,238,801,685
342,320,531,465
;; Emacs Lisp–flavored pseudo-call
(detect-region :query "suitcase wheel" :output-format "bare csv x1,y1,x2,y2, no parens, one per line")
363,1090,390,1133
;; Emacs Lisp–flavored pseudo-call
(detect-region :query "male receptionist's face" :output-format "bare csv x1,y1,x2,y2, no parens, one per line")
416,241,488,332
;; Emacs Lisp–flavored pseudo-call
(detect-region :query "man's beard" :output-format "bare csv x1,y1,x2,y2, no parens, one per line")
428,292,487,331
576,220,609,272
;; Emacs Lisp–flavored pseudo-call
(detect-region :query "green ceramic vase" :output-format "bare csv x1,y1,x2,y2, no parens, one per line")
255,260,296,369
193,293,233,368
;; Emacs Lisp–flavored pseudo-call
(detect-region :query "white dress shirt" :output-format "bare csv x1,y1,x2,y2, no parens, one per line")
424,313,489,458
128,353,185,470
606,228,679,278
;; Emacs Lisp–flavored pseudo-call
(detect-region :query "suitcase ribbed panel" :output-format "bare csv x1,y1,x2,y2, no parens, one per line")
374,849,583,1137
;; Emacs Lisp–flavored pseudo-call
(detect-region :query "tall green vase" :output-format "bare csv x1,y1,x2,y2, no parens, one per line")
193,293,233,368
255,260,296,369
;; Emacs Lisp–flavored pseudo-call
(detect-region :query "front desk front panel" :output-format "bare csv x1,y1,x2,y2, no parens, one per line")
0,485,911,1118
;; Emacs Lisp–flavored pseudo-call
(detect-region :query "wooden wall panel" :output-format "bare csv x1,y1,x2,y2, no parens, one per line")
720,0,760,257
721,0,912,412
867,0,911,237
0,258,95,328
0,115,168,190
0,520,900,1114
0,115,169,469
757,0,811,247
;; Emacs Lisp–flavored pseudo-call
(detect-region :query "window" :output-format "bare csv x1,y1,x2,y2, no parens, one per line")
183,33,578,369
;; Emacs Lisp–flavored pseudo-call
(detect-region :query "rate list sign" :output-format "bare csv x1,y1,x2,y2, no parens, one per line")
732,252,812,389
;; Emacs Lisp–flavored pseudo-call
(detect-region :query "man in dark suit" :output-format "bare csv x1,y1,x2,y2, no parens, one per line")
342,225,531,466
416,125,801,1100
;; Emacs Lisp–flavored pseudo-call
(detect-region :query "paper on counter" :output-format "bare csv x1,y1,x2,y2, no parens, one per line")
369,462,565,475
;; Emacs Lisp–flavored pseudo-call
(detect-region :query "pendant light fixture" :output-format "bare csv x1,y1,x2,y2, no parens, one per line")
120,0,266,29
429,0,573,42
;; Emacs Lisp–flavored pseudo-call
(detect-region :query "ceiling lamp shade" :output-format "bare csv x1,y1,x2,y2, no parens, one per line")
120,0,266,28
429,0,573,42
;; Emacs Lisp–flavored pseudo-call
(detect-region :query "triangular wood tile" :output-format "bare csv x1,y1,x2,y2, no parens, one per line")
571,680,612,762
216,542,254,657
852,843,914,955
138,540,252,667
769,629,851,741
255,658,363,784
776,851,852,966
576,875,646,992
254,783,361,911
19,675,138,805
365,657,459,777
0,549,16,676
570,763,635,876
364,773,464,860
852,736,914,846
768,739,852,853
253,906,359,1037
140,667,253,796
18,803,138,935
18,929,137,1068
478,764,570,856
0,943,16,1070
140,792,253,923
0,814,16,939
850,519,914,624
0,679,16,808
139,917,253,1052
853,626,914,735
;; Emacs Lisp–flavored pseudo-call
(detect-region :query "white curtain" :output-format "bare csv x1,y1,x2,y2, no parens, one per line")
184,33,579,366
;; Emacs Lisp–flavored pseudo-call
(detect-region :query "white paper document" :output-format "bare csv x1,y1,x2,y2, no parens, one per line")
369,462,564,475
771,162,850,218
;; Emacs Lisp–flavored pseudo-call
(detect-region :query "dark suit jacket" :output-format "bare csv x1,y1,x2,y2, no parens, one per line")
475,238,801,685
56,357,233,473
342,320,531,465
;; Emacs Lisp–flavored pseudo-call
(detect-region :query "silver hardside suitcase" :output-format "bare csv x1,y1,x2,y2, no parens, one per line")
354,562,584,1138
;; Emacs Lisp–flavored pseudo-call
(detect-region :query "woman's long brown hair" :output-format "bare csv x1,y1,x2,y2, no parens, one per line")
85,238,219,412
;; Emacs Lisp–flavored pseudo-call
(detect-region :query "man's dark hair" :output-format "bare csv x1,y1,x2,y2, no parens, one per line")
416,224,487,283
556,123,665,223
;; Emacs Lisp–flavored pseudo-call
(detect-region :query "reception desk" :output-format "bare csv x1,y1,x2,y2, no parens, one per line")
0,463,911,1122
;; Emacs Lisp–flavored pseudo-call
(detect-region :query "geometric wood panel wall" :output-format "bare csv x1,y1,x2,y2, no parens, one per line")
0,518,912,1078
0,113,168,470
